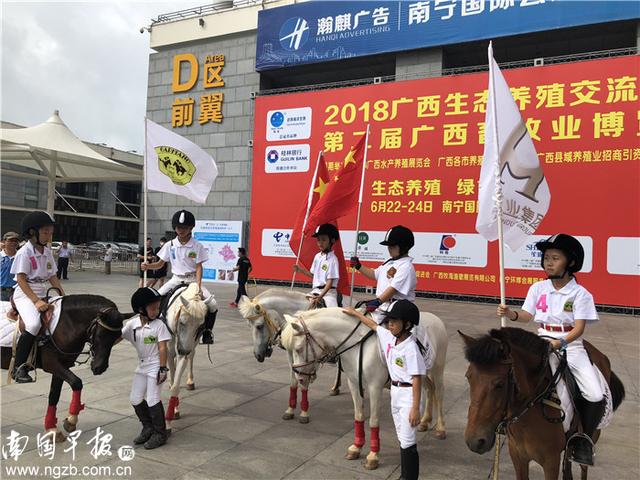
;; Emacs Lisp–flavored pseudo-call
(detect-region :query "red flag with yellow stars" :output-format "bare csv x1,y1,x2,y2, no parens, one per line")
305,135,367,230
289,155,350,296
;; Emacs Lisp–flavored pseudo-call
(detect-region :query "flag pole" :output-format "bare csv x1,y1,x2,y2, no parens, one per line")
349,124,371,306
143,117,149,285
488,42,508,327
291,150,323,289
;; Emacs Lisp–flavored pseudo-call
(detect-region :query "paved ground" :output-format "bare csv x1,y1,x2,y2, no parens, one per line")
1,271,638,480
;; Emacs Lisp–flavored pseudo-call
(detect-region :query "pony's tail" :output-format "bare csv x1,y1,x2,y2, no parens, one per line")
609,370,625,411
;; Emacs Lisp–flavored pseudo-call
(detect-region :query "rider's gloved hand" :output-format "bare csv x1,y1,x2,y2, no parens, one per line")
156,366,168,385
350,256,362,270
365,298,382,313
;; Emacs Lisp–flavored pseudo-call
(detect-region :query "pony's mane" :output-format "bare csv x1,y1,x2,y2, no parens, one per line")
464,327,549,366
280,321,295,351
238,288,307,319
169,283,207,319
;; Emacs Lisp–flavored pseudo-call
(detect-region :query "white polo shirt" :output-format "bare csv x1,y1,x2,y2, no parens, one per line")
377,327,425,384
157,237,208,275
522,278,598,327
122,316,171,374
310,251,339,288
11,242,57,284
374,256,416,301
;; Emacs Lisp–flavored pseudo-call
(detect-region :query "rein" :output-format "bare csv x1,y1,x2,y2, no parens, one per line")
489,349,567,480
290,316,368,378
46,306,122,365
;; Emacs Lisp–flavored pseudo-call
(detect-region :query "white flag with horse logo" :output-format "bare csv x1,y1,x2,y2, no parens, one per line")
476,44,550,251
145,119,218,204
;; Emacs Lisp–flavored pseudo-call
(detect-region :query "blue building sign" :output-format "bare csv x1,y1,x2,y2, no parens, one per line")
256,1,639,71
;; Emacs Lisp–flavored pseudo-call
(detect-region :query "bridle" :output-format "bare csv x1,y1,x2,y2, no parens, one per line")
494,348,566,435
245,302,283,353
47,307,122,365
290,317,365,378
486,347,566,480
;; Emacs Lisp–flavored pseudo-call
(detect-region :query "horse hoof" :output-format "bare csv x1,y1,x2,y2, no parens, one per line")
186,383,195,391
363,459,379,470
418,423,430,432
298,416,310,424
435,429,447,440
282,412,294,420
329,388,340,396
54,431,67,443
62,419,76,433
173,411,181,419
345,450,360,460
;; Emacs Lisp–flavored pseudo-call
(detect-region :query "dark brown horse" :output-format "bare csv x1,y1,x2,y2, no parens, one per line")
459,328,625,480
2,295,134,441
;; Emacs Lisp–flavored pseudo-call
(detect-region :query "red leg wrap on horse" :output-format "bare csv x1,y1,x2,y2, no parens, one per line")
166,396,179,420
300,389,309,412
45,406,57,430
289,387,297,409
69,390,85,415
370,426,380,452
354,420,366,448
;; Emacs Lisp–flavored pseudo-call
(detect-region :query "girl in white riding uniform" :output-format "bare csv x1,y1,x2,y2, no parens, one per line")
497,234,604,467
350,225,417,324
344,300,424,480
142,210,217,345
11,211,65,383
292,223,340,308
122,287,170,450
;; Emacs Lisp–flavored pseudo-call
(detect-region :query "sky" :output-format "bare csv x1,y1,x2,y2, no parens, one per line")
1,1,188,153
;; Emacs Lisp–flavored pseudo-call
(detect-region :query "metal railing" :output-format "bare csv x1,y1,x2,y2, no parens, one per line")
257,46,639,97
151,0,274,25
55,248,140,275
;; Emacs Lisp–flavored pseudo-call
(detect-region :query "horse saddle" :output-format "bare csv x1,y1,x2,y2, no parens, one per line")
550,344,614,435
9,295,57,336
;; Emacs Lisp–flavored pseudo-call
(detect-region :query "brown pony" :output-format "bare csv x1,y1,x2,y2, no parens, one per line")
459,328,625,480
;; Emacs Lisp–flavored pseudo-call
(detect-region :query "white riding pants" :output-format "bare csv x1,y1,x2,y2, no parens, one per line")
130,370,163,407
391,385,423,449
539,329,604,402
158,275,210,299
13,283,46,336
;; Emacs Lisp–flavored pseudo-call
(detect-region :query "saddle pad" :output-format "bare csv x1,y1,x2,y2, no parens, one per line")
0,298,63,348
549,353,613,432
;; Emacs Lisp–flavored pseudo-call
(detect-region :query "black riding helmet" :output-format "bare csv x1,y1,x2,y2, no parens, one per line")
131,287,163,318
172,210,196,229
312,223,340,241
382,300,420,329
21,211,55,246
536,234,584,275
380,225,415,254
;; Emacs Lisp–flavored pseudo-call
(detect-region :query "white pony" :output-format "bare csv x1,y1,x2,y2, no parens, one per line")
238,288,342,423
163,283,217,430
282,307,448,470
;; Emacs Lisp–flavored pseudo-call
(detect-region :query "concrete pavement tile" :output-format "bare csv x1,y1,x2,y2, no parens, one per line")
185,413,276,443
194,443,305,479
135,430,236,470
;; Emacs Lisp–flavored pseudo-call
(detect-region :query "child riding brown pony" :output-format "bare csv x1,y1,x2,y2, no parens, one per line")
2,294,133,441
459,327,625,480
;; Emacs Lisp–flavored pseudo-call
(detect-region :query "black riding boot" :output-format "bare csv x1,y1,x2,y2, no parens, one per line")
571,399,606,466
201,310,217,345
12,331,36,383
144,401,168,449
404,444,419,480
397,447,408,479
132,401,153,445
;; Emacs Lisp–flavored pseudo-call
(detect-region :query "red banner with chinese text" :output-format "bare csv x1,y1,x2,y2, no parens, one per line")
249,56,640,307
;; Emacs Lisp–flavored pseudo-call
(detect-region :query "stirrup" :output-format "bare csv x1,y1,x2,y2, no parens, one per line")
567,432,595,465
